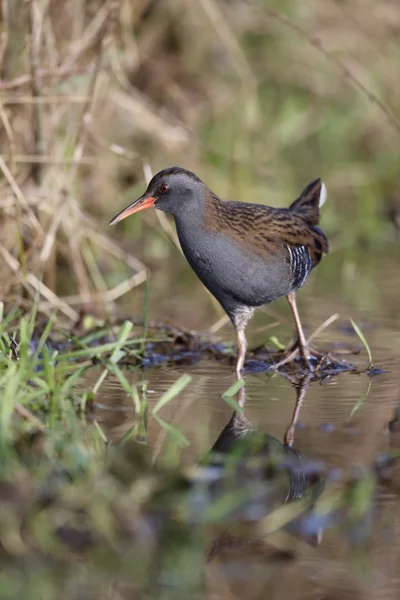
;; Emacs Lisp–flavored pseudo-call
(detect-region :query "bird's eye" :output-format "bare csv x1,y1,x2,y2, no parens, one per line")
160,183,169,193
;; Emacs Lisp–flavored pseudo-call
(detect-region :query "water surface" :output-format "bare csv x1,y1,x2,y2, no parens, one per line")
83,249,400,599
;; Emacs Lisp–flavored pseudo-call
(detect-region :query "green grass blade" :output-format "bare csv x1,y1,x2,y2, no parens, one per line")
92,369,108,394
27,290,40,341
350,318,372,366
110,321,133,364
221,379,244,411
152,413,189,447
33,311,57,360
119,423,139,446
57,337,163,361
268,336,285,350
222,378,244,398
61,365,91,397
110,363,140,413
151,374,192,414
93,420,108,443
350,380,372,418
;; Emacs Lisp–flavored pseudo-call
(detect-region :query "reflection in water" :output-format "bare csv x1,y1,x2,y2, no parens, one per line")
377,404,400,495
208,381,318,500
204,382,324,565
89,336,400,600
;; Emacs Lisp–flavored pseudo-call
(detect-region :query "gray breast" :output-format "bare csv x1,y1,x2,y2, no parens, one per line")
176,221,292,308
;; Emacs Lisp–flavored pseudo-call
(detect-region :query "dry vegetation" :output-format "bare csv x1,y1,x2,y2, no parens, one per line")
1,0,400,326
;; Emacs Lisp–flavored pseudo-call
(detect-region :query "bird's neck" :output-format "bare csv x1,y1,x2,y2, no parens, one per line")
172,191,225,259
173,189,225,233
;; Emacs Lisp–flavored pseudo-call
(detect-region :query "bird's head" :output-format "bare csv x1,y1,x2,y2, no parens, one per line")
109,167,206,225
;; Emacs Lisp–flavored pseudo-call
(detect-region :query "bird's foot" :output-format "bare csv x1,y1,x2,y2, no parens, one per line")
270,342,352,374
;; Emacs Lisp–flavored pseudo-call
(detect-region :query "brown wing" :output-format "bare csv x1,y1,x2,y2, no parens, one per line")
213,201,328,266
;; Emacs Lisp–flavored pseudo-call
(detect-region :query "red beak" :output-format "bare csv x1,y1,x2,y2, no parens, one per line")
109,195,156,225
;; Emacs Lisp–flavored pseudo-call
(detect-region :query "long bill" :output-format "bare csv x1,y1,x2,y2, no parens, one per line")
109,195,156,225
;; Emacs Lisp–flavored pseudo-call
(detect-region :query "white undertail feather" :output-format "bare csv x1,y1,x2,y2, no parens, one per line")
319,182,327,208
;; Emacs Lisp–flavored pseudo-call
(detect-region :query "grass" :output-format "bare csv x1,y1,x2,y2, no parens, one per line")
350,317,373,368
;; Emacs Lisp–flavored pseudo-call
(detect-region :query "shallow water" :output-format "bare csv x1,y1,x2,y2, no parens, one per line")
83,249,400,599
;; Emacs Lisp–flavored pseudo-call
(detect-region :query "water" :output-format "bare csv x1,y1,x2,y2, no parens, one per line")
81,249,400,599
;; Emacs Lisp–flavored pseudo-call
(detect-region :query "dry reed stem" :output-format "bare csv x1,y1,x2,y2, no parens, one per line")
3,96,91,105
58,190,148,304
106,25,269,177
276,313,340,365
0,155,96,165
0,245,78,320
61,1,114,70
39,198,68,263
307,313,340,344
0,155,42,233
67,55,105,184
42,0,59,69
84,114,138,160
0,0,9,71
0,1,158,317
198,0,256,91
86,229,146,273
110,88,190,149
29,0,45,185
0,100,16,174
66,227,92,303
0,65,96,90
14,403,46,431
37,269,147,307
208,314,230,334
81,239,108,293
101,271,147,302
252,320,281,335
108,30,136,90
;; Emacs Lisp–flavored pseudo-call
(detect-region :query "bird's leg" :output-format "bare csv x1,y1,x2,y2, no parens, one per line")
271,297,352,372
272,292,311,370
286,292,311,367
284,375,311,447
236,327,247,379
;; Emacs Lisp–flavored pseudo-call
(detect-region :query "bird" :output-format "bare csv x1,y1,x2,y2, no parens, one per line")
206,385,313,503
109,167,329,378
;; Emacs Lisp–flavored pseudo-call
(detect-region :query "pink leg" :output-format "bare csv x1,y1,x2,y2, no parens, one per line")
236,328,247,379
273,293,311,370
287,292,310,365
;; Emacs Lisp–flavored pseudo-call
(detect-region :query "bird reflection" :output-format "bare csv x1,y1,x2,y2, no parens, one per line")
204,378,324,562
376,404,400,494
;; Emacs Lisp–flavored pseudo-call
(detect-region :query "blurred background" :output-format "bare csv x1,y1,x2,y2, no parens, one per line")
1,0,400,339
